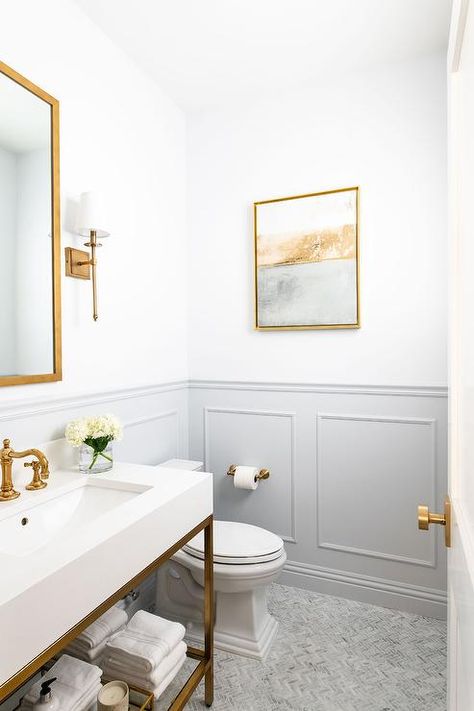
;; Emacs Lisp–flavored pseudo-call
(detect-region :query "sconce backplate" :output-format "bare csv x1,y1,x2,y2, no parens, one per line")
65,247,90,280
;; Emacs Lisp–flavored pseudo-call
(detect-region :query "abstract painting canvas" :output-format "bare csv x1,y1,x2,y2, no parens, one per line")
254,187,359,329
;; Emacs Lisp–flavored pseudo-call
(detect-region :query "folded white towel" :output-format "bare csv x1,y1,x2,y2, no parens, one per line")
64,624,125,662
105,611,185,674
102,641,187,690
63,638,108,663
154,654,186,699
73,607,128,651
21,656,101,710
21,680,102,711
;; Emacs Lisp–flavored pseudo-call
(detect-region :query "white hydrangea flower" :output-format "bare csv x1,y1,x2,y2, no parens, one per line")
65,414,123,446
65,418,89,447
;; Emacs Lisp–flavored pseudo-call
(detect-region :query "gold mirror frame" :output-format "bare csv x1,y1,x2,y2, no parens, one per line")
0,61,61,386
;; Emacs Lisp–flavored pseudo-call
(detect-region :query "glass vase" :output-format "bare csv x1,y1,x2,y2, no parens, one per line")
79,442,113,474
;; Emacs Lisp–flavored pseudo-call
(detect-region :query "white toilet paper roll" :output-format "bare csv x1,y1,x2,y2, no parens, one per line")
233,465,259,490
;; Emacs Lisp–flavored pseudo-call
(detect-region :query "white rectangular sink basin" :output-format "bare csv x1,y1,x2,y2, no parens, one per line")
0,478,151,557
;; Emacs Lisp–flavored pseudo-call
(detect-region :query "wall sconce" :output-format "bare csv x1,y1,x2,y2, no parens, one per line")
65,191,110,321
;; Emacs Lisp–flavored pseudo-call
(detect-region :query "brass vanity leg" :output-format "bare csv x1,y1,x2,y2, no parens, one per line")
204,516,214,707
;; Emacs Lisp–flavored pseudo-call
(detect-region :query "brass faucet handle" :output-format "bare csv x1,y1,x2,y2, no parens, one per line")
1,439,12,457
25,460,47,491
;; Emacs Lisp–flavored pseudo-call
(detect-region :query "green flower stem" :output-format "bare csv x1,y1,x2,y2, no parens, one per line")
85,437,114,470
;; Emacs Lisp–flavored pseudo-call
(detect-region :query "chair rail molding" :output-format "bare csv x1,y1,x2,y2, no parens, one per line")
0,380,188,422
189,379,448,398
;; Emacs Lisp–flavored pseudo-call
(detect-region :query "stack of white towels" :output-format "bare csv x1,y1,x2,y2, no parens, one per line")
63,606,128,664
101,610,187,698
20,655,102,711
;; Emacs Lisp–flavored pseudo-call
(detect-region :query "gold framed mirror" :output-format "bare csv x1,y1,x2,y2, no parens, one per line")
0,61,61,386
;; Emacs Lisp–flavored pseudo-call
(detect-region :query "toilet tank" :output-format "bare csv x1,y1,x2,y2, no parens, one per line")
158,458,204,472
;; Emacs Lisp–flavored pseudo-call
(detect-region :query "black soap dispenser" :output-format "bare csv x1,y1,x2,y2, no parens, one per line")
33,678,59,710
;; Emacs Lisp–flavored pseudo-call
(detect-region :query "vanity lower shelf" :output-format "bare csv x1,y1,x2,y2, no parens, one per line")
0,514,214,711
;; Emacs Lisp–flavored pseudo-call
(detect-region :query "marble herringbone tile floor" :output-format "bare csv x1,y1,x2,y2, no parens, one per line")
158,583,447,711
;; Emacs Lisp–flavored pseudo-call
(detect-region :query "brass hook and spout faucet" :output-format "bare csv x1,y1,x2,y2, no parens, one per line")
0,438,50,502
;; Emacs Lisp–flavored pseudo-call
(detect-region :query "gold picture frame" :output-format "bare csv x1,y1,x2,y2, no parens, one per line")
254,186,360,331
0,61,62,385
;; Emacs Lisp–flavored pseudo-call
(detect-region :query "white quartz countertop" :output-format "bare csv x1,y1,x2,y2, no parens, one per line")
0,462,212,606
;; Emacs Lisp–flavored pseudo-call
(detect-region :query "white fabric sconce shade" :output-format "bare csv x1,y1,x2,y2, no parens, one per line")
76,191,110,238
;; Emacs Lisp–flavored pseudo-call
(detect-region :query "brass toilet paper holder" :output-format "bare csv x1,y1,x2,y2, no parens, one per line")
227,464,270,482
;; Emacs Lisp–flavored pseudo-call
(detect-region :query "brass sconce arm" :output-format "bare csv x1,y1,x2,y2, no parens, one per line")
78,229,100,321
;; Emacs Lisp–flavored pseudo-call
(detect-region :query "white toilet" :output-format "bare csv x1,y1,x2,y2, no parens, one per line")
156,460,287,660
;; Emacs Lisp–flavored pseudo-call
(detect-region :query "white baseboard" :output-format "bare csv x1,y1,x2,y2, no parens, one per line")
280,560,447,619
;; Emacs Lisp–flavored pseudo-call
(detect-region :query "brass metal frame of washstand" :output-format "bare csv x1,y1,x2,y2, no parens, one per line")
0,515,214,710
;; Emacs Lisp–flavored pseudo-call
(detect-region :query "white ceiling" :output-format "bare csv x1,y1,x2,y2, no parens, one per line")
73,0,452,112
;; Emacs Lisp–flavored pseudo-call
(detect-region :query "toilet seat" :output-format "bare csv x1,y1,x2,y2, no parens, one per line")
183,520,284,565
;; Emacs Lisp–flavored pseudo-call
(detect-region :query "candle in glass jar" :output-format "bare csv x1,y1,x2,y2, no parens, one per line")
97,681,129,710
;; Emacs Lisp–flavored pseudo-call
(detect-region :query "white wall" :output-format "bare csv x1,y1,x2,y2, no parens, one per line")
0,6,448,620
187,54,447,386
0,0,188,401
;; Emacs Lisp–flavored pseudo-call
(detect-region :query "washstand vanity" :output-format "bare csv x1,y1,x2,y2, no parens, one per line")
0,457,214,710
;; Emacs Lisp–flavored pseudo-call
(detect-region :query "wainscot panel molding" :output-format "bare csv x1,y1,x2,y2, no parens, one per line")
189,379,448,618
316,413,437,568
118,410,181,465
203,406,296,543
0,378,448,618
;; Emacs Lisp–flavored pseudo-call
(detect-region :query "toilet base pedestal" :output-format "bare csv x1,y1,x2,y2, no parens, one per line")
214,587,279,660
157,562,280,660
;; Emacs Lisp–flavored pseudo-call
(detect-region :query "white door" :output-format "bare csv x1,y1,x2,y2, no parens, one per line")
446,1,474,708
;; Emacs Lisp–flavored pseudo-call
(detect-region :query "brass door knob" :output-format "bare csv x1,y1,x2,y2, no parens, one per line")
418,496,451,548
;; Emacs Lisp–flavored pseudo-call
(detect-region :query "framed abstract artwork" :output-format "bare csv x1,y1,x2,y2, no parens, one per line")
254,186,360,330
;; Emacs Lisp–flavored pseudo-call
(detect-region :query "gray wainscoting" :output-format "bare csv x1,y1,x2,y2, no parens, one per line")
0,381,189,465
188,380,448,618
0,378,448,618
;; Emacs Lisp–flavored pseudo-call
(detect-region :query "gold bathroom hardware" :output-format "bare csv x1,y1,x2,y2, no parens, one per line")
0,439,50,502
25,460,47,491
66,192,110,321
0,60,62,389
417,496,451,548
65,232,102,321
227,465,270,481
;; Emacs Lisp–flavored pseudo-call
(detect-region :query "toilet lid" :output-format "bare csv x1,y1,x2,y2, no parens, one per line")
183,521,284,565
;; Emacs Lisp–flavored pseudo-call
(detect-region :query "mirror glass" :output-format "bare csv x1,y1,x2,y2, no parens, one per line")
0,65,61,385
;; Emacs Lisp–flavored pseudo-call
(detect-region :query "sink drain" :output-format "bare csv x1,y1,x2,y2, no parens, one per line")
21,517,29,526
